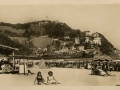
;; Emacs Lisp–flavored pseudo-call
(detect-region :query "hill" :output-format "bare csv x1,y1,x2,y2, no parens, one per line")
0,26,24,34
99,33,117,57
0,20,118,57
30,36,52,48
0,33,33,55
0,26,24,37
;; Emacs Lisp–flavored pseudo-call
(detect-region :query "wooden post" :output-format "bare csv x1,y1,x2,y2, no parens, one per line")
24,59,25,75
13,50,15,70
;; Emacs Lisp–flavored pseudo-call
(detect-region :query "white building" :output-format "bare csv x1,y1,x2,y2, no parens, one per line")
85,31,92,36
52,38,59,42
60,41,66,46
69,45,76,51
75,38,80,44
78,46,84,51
93,37,101,45
59,46,69,53
64,36,70,39
85,37,90,43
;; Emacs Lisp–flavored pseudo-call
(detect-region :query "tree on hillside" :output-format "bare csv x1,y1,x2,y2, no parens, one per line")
99,33,114,55
0,22,12,27
44,22,72,38
4,30,22,37
11,23,30,29
69,30,81,38
23,25,46,37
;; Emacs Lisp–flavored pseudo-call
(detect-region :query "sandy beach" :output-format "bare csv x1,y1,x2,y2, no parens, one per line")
0,68,120,86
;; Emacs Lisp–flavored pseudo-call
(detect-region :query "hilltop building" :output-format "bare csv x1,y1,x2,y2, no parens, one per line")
75,38,80,44
93,37,101,45
78,45,84,51
85,37,90,43
85,32,101,45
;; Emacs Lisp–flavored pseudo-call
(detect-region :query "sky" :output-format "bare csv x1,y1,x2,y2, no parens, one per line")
0,0,120,49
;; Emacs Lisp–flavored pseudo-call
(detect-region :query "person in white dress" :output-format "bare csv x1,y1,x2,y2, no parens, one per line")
47,71,59,85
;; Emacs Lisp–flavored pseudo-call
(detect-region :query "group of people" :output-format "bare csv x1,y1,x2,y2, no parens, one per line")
34,71,59,85
45,61,90,69
90,60,118,76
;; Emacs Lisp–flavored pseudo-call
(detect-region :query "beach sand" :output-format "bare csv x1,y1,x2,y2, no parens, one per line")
0,68,120,86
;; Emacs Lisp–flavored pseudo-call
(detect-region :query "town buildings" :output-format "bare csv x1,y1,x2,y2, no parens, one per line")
35,31,102,57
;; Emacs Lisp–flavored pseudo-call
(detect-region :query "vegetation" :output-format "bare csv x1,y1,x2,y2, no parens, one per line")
99,33,114,55
23,25,45,38
0,33,33,55
0,21,117,57
4,30,23,37
0,22,30,30
45,22,72,38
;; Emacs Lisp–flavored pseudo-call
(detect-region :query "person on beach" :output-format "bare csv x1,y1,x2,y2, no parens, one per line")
47,71,59,85
91,65,94,75
109,64,113,72
98,67,107,76
34,71,46,85
27,70,32,75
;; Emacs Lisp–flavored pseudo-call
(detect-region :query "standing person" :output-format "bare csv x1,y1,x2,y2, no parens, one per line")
106,63,109,71
34,71,46,85
91,65,94,75
114,62,117,71
102,64,105,70
82,62,84,69
47,71,59,85
103,66,109,76
109,63,113,72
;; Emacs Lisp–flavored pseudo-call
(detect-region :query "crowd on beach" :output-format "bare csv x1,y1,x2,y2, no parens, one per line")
44,60,120,71
27,59,120,72
44,59,120,77
90,60,120,76
45,61,90,69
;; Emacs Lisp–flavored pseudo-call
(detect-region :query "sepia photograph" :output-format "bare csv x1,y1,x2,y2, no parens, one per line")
0,0,120,89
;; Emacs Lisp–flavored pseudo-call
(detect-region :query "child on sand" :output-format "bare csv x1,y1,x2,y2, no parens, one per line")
47,71,59,85
34,71,46,85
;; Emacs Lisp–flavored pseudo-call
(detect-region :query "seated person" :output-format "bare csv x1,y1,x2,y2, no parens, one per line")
28,70,32,74
34,71,46,85
27,70,35,75
47,71,59,85
98,67,107,76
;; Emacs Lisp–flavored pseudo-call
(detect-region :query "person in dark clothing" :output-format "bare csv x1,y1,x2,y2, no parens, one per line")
114,62,117,71
27,70,33,75
109,63,113,72
102,64,105,70
34,71,46,85
106,64,108,71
